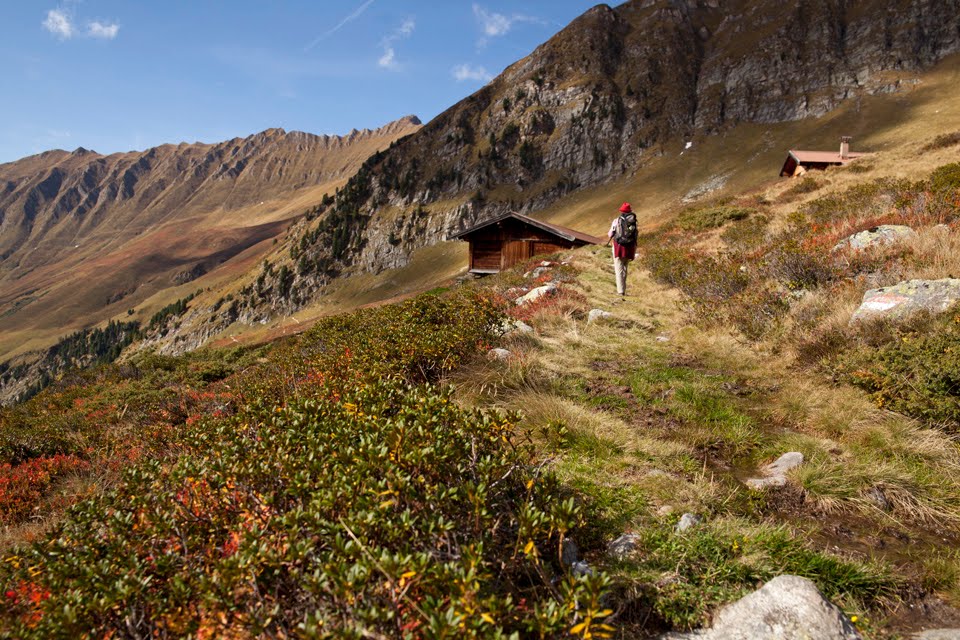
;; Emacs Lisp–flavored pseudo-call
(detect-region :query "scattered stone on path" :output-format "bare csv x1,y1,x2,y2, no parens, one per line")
515,283,557,305
587,309,614,324
499,319,534,335
676,513,704,532
746,452,804,490
850,278,960,324
864,485,892,511
660,575,862,639
608,533,641,560
833,225,917,252
487,348,512,361
912,630,960,640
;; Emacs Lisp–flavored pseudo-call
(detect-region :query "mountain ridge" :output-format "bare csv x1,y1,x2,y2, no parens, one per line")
0,115,422,369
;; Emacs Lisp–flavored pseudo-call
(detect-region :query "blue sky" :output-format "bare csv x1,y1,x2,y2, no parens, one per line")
0,1,601,163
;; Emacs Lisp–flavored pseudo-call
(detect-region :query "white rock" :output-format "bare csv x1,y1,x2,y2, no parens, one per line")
499,319,534,335
746,452,804,490
676,513,704,532
833,224,917,252
587,308,613,324
767,452,804,475
515,283,558,305
913,631,960,640
608,533,642,560
662,575,861,639
656,335,671,342
571,561,594,577
487,348,512,361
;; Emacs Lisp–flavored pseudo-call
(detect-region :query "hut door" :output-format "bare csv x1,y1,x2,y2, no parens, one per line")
502,240,532,269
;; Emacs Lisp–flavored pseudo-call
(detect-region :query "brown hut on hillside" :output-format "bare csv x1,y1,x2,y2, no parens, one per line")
780,136,868,177
450,211,602,274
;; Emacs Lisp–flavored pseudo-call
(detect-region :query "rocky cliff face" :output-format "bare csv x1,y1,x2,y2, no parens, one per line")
229,0,959,325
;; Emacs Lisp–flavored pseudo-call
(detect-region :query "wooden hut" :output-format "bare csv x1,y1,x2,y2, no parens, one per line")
779,136,868,177
450,211,603,274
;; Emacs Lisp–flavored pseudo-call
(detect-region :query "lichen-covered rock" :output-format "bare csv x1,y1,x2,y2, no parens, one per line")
833,225,917,252
662,575,861,639
850,279,960,324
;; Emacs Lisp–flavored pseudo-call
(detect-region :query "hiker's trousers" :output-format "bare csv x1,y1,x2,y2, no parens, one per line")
613,254,629,295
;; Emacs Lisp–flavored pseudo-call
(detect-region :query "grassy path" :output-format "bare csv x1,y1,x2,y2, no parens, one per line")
454,245,960,637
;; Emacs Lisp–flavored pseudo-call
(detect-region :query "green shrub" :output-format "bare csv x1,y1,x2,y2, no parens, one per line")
835,311,960,429
783,177,824,198
676,206,752,231
1,379,610,638
720,215,770,251
1,289,620,637
922,132,960,152
928,162,960,193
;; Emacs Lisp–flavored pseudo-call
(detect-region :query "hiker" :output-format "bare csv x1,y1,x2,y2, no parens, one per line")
607,202,637,296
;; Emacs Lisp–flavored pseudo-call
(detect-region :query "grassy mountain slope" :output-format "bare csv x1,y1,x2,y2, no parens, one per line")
0,117,422,363
3,124,960,634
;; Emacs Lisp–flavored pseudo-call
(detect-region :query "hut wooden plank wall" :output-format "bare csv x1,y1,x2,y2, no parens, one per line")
451,212,602,274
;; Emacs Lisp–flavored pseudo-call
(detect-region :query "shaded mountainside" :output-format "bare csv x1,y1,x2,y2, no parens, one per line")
232,0,959,321
0,116,421,355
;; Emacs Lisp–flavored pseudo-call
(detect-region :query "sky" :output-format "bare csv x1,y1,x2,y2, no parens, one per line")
0,1,602,164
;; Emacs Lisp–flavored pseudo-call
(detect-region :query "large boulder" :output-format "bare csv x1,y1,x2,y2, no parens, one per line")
850,279,960,324
662,575,861,639
833,225,917,252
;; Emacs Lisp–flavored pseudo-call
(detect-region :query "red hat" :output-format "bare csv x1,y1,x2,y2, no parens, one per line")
619,202,632,213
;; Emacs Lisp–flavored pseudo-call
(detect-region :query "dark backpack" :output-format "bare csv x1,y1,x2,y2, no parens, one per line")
615,212,637,245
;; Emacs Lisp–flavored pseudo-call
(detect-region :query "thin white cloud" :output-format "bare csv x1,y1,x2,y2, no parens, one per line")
452,63,492,83
472,4,543,46
42,9,74,39
87,21,119,40
378,48,396,69
43,7,120,41
304,0,376,52
397,17,415,38
378,17,415,71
